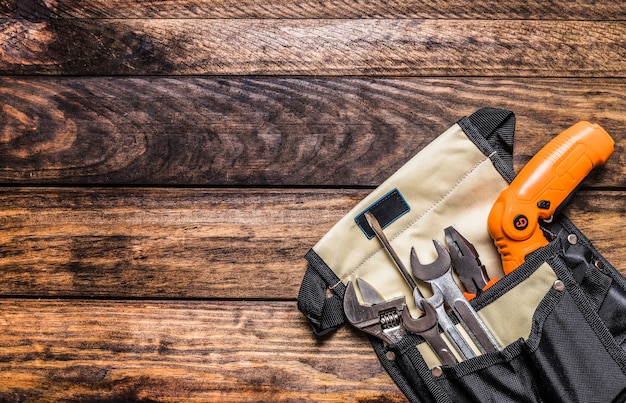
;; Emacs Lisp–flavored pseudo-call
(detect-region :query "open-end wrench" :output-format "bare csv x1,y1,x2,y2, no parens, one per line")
411,241,501,353
402,300,458,366
419,278,475,360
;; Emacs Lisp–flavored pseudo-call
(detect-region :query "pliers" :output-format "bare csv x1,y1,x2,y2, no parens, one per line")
359,213,475,360
445,226,498,300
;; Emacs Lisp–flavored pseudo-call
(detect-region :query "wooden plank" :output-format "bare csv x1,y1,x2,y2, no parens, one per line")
1,19,625,76
0,187,333,299
4,0,625,20
0,188,623,299
0,77,624,187
0,299,405,402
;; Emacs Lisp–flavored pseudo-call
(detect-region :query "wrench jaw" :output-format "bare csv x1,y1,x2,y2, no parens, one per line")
410,274,477,360
402,301,459,367
343,236,501,358
402,297,437,334
410,240,452,281
343,280,407,345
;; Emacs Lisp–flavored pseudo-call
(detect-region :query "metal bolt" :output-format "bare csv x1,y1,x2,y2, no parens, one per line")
385,351,396,361
431,366,443,377
595,260,605,271
567,234,578,245
553,280,565,292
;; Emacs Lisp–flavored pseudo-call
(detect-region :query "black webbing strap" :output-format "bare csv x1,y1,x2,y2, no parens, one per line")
458,107,516,183
298,249,346,336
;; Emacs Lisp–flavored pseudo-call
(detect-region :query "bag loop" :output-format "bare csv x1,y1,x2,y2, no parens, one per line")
297,249,346,336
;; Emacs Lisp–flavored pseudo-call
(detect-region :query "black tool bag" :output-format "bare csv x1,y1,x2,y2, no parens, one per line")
297,108,626,402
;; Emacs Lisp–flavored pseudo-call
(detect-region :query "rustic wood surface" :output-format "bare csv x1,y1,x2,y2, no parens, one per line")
0,0,624,401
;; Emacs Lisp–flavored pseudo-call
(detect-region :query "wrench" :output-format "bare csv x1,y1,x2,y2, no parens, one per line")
402,300,458,366
411,241,501,353
420,279,475,360
343,278,407,344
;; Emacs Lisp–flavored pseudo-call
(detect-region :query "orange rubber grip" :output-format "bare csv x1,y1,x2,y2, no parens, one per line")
463,277,498,301
488,121,614,274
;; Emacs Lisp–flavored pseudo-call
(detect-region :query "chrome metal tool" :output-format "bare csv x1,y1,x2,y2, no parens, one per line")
411,240,501,353
403,300,459,366
343,278,408,345
445,226,497,299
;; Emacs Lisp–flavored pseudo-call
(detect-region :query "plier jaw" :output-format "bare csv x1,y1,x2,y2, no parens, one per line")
445,226,496,298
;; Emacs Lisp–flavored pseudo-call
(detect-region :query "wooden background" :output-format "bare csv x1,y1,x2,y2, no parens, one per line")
0,0,625,401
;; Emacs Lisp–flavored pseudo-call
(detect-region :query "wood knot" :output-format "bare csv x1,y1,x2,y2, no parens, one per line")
15,0,51,23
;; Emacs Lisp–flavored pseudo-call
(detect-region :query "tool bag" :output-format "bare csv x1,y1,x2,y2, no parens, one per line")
297,108,626,402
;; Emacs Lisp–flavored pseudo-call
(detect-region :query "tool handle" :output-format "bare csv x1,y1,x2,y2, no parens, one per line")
423,328,459,366
488,121,614,274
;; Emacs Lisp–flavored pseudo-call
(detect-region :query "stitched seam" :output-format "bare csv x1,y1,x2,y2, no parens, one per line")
343,156,493,282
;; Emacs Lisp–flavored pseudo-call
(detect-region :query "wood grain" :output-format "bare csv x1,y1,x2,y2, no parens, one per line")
4,0,626,20
0,299,406,402
0,77,624,187
1,0,625,400
0,188,623,299
1,19,625,76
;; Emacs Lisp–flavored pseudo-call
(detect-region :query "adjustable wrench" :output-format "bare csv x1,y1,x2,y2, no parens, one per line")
343,278,407,344
364,212,474,359
345,278,461,365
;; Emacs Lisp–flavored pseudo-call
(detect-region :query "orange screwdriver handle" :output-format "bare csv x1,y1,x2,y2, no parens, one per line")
488,121,614,274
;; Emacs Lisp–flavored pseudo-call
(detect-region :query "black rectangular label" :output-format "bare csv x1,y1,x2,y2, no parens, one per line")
355,189,410,239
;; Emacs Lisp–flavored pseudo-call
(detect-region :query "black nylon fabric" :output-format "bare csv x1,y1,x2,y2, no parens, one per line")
298,107,517,339
297,249,346,336
372,336,433,403
599,285,626,348
467,108,515,151
388,232,626,402
530,290,626,402
457,108,516,182
438,341,543,403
